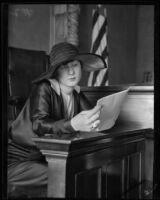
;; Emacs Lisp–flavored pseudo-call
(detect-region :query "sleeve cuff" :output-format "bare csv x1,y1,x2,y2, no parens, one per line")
64,120,77,133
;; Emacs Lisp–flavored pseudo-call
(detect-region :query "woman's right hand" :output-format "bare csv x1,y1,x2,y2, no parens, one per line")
71,105,101,132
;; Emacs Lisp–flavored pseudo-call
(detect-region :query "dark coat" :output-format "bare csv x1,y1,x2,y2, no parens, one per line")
9,80,92,148
8,80,92,189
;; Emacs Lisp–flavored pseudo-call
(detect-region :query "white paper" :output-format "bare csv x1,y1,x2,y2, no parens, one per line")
97,88,130,131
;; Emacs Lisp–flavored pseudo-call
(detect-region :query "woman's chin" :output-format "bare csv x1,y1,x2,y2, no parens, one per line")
67,83,78,87
67,80,79,87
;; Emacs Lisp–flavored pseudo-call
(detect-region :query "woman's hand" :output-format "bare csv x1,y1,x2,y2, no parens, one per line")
71,105,101,132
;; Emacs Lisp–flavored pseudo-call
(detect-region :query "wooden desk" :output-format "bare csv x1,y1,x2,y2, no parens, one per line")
33,126,153,198
33,85,154,198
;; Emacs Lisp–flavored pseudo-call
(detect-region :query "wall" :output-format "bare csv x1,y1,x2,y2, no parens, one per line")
136,5,154,84
8,4,154,86
106,5,138,85
8,4,50,53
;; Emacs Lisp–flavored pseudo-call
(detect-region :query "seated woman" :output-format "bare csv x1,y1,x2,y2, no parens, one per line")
8,42,106,197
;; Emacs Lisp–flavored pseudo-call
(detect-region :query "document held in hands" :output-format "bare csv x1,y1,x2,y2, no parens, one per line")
97,88,130,131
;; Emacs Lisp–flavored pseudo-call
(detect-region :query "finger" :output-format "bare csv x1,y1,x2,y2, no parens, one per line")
94,120,100,126
89,120,100,130
80,110,88,115
79,111,90,121
88,112,100,124
95,127,100,132
93,120,100,128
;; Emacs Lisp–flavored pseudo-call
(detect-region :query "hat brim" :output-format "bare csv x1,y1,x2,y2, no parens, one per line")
33,53,106,83
74,53,107,72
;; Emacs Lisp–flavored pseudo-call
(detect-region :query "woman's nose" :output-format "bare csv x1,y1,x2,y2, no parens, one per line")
68,66,74,74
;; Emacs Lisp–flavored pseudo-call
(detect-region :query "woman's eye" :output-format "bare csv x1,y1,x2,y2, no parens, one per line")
73,62,79,67
62,65,67,69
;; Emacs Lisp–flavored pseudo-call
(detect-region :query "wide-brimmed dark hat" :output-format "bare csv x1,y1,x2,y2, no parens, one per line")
33,42,106,83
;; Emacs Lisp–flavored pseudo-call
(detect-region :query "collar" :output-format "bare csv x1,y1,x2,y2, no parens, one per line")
48,79,80,95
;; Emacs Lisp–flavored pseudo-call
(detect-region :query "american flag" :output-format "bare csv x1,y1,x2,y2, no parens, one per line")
88,5,109,86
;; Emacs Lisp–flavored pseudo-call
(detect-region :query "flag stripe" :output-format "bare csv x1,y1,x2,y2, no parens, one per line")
94,71,103,86
91,15,104,51
92,70,99,86
92,18,107,54
95,68,107,86
88,6,109,87
95,34,108,59
91,37,108,85
95,33,107,55
88,71,94,86
100,69,108,86
102,46,108,60
92,10,99,29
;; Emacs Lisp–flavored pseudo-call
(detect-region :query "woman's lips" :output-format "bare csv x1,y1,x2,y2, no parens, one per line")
69,77,76,81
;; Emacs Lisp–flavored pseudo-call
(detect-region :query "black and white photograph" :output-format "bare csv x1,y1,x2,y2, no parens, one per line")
1,3,160,199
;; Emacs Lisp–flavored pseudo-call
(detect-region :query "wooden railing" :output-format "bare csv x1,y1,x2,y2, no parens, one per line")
33,127,153,198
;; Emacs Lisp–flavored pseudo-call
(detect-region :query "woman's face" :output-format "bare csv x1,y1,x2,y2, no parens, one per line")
57,60,82,88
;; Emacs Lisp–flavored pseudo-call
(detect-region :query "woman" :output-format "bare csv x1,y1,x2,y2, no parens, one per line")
8,42,106,197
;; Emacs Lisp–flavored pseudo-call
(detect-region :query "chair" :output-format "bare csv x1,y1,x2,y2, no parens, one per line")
8,47,49,120
8,47,49,198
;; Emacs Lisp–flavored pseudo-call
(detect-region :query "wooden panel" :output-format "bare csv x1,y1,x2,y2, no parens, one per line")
66,141,144,172
75,168,102,198
64,139,145,198
66,149,144,198
106,159,124,198
145,137,154,181
128,153,142,189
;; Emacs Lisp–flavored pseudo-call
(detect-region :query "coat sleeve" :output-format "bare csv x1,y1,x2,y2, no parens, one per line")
30,82,75,136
